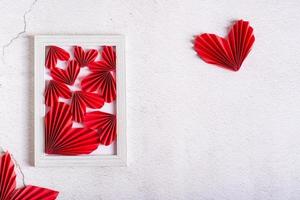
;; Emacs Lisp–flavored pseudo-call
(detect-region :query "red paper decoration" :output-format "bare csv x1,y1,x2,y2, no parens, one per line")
44,45,117,155
84,111,116,146
70,91,104,122
44,80,71,106
0,152,58,199
194,19,255,71
45,46,70,70
82,46,116,103
74,46,98,67
100,46,116,70
45,102,100,155
51,60,80,85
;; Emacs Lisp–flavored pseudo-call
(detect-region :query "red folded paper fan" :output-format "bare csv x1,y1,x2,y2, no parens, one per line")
43,45,117,156
0,151,59,199
194,19,255,71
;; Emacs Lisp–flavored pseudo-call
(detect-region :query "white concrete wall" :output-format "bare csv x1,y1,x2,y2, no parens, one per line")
0,0,300,199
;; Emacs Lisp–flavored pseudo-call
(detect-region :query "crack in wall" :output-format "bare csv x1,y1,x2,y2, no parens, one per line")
0,146,26,187
1,0,38,63
10,153,26,187
0,0,39,188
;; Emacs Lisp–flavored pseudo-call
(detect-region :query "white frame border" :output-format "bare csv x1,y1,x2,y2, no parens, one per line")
34,35,126,167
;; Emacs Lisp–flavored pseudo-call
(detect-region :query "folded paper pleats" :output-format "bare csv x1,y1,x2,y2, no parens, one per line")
81,46,116,103
194,20,255,71
51,60,80,85
70,91,104,122
44,45,118,156
74,46,98,67
45,46,70,69
101,46,116,70
0,152,59,200
45,102,100,155
84,111,116,146
44,80,71,106
11,185,59,200
81,71,116,103
0,152,16,200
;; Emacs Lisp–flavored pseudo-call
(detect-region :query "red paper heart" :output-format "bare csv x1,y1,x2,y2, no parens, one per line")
44,80,71,106
51,60,80,85
45,102,100,155
74,46,98,67
45,46,70,70
81,46,116,103
194,20,255,71
84,111,116,146
70,91,104,122
0,152,59,200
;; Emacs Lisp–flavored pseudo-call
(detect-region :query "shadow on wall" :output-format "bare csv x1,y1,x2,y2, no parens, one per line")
26,35,34,166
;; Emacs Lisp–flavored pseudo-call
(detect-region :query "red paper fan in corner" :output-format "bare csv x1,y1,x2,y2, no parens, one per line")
44,80,71,106
194,19,255,71
0,152,59,200
45,102,100,155
101,46,116,70
45,46,70,69
51,60,80,85
74,46,98,67
81,46,116,103
84,111,116,146
70,91,104,122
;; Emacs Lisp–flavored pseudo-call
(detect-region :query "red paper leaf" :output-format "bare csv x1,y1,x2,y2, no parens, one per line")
194,19,255,71
45,102,100,155
0,152,59,200
44,80,71,106
70,91,104,122
0,152,16,200
10,185,58,200
51,60,80,85
45,46,70,70
84,111,116,146
74,46,98,67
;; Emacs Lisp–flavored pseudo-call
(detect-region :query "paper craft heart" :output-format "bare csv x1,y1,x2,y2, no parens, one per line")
70,91,104,122
45,46,70,70
44,80,71,106
82,46,116,103
45,102,100,155
84,111,116,146
74,46,98,67
51,60,80,85
194,20,255,71
0,151,59,199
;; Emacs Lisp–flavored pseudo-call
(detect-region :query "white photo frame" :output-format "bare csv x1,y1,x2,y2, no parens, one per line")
34,35,126,167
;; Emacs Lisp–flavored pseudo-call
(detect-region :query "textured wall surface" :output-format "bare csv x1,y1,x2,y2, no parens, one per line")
0,0,300,199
